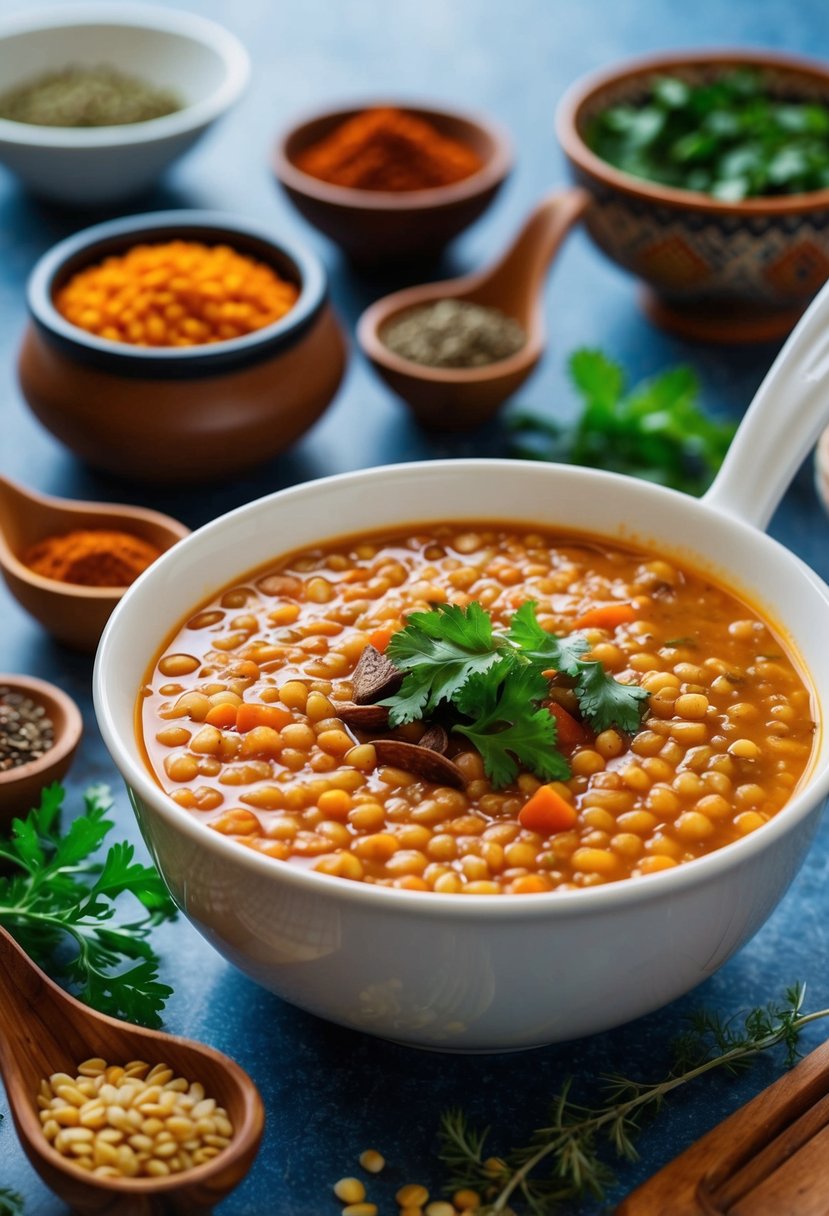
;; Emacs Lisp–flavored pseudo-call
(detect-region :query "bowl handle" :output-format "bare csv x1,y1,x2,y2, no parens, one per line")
703,277,829,530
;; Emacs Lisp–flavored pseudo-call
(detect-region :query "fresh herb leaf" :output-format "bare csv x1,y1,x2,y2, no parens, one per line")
439,983,818,1214
381,601,647,787
455,660,569,788
505,600,589,675
384,602,503,725
0,1189,24,1216
509,349,735,496
0,783,177,1028
588,68,829,198
575,661,649,733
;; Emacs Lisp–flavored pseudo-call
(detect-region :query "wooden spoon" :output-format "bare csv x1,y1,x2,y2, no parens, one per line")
356,186,590,429
0,475,189,653
0,925,264,1215
616,1036,829,1215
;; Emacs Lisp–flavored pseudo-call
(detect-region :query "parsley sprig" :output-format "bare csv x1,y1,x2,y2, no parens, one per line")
0,1189,24,1216
0,783,176,1027
381,601,648,787
509,350,735,496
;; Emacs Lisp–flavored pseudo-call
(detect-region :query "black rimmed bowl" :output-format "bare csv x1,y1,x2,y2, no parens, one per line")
18,210,347,483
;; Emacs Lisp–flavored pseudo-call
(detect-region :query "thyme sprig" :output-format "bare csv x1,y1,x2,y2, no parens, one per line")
439,983,827,1214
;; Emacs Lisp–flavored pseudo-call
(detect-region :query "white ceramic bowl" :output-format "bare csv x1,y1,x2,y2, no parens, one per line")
94,285,829,1051
0,4,249,205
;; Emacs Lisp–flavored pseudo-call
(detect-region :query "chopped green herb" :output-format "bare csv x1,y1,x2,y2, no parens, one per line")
0,1189,24,1216
509,349,735,495
588,68,829,198
382,601,648,787
455,660,569,788
0,784,176,1027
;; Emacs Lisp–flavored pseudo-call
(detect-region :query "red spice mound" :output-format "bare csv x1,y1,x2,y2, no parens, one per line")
25,529,162,587
294,106,483,191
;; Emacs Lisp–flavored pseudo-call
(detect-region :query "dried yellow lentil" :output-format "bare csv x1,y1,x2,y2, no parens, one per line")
55,241,299,348
38,1058,233,1178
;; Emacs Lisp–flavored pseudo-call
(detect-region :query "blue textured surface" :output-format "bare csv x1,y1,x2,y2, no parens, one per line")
2,1,829,1212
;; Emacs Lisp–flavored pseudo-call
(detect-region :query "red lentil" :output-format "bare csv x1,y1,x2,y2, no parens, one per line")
56,241,299,347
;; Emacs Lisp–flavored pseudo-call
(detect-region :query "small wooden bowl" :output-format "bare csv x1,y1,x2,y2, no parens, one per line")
557,49,829,342
0,674,82,825
273,100,513,265
0,475,189,652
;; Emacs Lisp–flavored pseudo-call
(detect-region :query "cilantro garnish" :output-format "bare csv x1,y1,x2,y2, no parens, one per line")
0,783,177,1027
455,660,570,788
385,602,503,723
381,601,648,788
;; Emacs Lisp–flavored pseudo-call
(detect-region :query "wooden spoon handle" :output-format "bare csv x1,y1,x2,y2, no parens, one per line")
481,185,590,310
616,1038,829,1214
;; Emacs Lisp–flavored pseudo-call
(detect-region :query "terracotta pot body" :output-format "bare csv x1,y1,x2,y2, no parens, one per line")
18,303,346,482
557,51,829,341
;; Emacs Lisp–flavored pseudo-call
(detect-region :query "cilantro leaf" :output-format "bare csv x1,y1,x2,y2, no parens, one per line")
383,602,504,724
505,601,589,675
381,599,648,786
0,1189,24,1216
455,660,569,788
509,349,735,496
0,784,176,1027
576,661,650,733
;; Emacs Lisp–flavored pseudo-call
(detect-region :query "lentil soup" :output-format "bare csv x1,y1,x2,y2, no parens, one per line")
139,523,815,894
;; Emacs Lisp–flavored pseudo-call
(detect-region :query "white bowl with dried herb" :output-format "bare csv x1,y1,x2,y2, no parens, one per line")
0,3,249,205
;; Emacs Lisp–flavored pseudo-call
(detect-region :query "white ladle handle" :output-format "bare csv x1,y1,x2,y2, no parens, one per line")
703,276,829,530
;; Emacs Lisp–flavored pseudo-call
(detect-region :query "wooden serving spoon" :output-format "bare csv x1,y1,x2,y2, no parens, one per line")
356,186,590,430
0,475,189,653
0,925,264,1215
617,1035,829,1215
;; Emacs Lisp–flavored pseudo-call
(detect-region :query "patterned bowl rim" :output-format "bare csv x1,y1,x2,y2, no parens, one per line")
556,47,829,215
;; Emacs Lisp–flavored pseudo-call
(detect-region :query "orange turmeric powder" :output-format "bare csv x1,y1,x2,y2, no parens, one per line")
55,241,300,347
295,107,483,191
24,529,162,587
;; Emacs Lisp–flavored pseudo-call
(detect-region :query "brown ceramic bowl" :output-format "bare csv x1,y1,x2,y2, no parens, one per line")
18,211,347,482
0,674,82,825
557,49,829,342
273,100,513,265
0,475,190,652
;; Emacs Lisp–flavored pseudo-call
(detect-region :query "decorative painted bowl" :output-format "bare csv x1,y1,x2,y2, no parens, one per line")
0,3,250,206
18,211,347,483
273,100,513,265
556,49,829,342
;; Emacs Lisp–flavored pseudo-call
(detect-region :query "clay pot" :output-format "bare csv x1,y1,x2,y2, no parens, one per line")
18,211,347,481
273,100,512,265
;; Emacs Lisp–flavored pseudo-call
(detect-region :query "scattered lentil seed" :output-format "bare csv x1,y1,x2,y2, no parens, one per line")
0,687,54,771
358,1147,386,1172
335,1177,367,1203
39,1058,234,1178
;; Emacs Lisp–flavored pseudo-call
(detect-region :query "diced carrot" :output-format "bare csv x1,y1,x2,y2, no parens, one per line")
574,602,638,630
368,626,394,653
235,703,293,733
518,784,578,835
548,701,591,746
205,703,239,729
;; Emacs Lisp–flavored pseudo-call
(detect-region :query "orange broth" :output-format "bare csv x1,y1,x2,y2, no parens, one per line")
138,522,815,894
